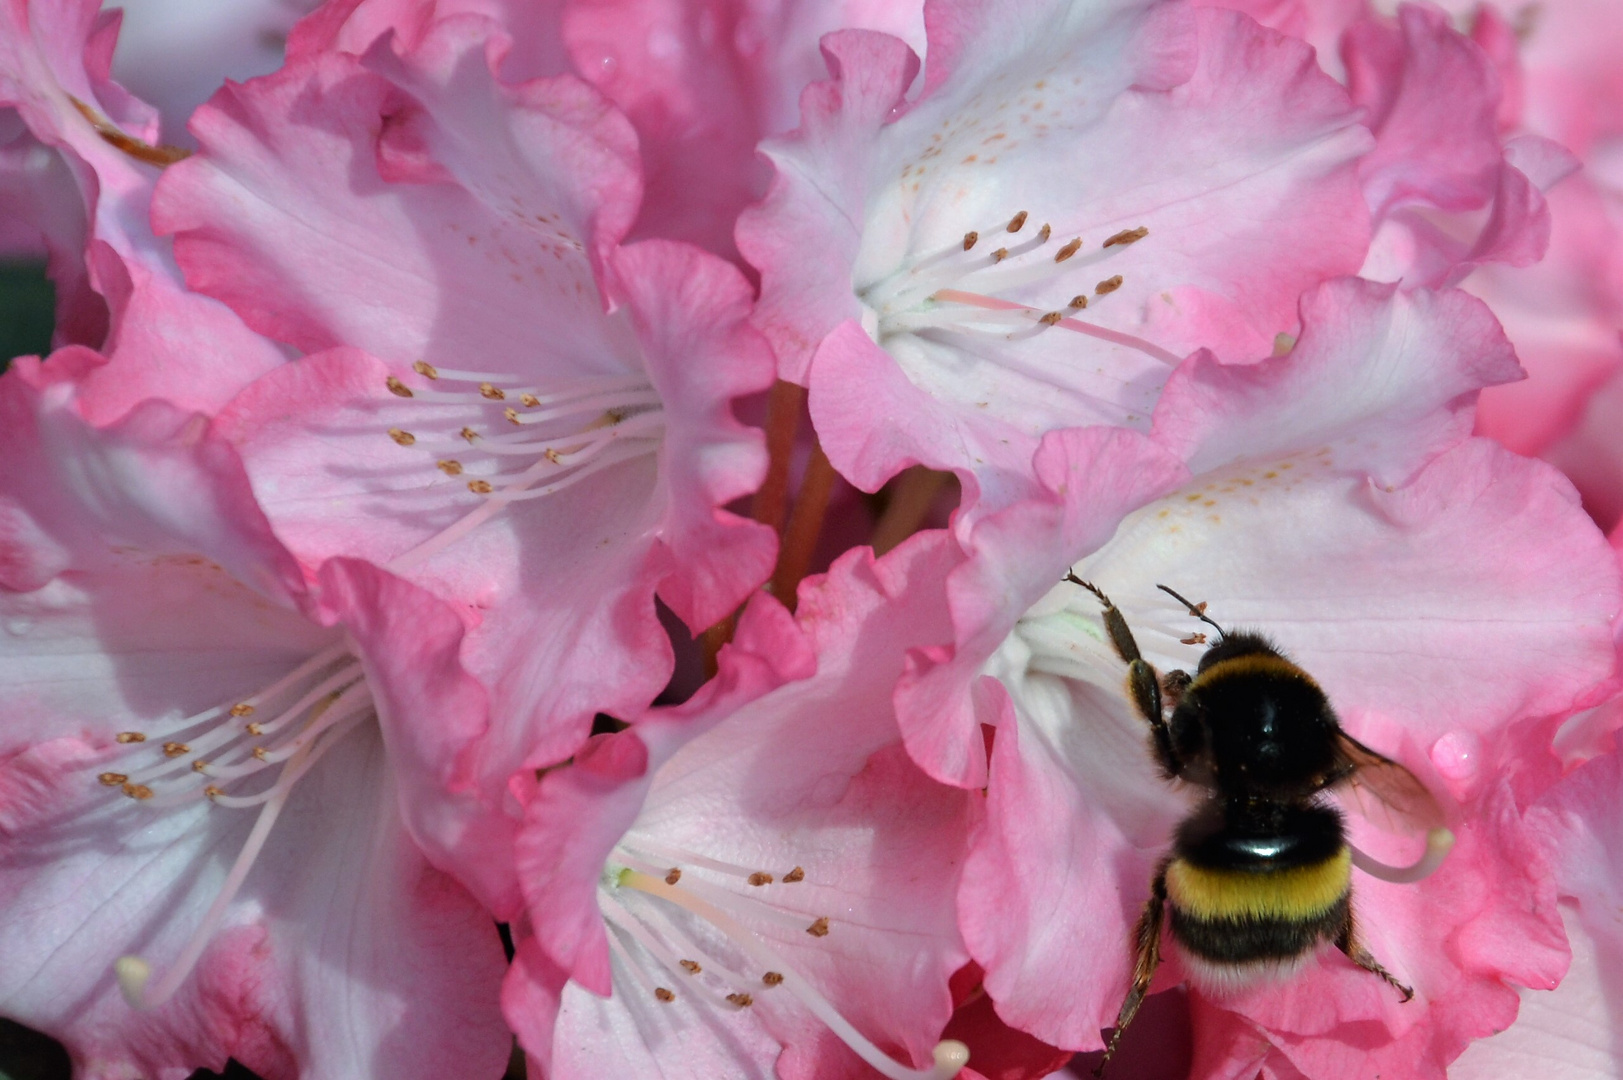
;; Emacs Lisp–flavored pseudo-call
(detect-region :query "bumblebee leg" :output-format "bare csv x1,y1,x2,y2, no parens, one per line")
1096,866,1168,1078
1160,669,1192,711
1064,575,1179,773
1336,911,1413,1002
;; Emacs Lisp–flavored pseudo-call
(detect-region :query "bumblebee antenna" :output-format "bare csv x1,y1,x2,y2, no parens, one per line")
1156,584,1226,640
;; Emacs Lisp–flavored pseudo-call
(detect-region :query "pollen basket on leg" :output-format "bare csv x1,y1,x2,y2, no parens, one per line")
595,837,967,1080
375,365,665,569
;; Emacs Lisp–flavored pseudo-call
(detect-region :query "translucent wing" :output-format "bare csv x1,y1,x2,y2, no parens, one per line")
1335,732,1446,834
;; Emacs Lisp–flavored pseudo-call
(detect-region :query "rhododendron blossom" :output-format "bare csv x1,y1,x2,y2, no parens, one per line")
739,0,1373,518
893,279,1620,1071
0,353,512,1079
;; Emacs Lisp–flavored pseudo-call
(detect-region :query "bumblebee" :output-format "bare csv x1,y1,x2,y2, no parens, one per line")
1067,576,1452,1071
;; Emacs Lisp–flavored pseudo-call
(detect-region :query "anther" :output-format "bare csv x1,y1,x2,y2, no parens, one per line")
807,917,830,937
163,742,190,758
1181,634,1206,645
388,428,416,446
665,868,682,885
468,480,494,495
122,783,153,800
479,382,505,400
99,772,128,786
727,992,755,1008
992,248,1009,263
245,722,264,736
763,972,785,986
680,959,702,974
460,427,479,442
437,460,464,476
1037,223,1052,242
1103,226,1148,248
504,407,520,425
1054,238,1082,262
520,393,540,407
230,704,254,717
1039,311,1064,326
204,785,223,800
1007,211,1028,232
544,448,562,464
386,376,414,398
412,360,439,379
252,747,269,760
963,231,978,250
783,867,805,883
116,732,146,744
1096,275,1123,295
748,872,774,886
192,760,209,772
1068,295,1089,310
655,987,676,1002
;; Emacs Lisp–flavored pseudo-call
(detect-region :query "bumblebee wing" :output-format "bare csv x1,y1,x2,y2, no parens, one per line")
1336,732,1446,833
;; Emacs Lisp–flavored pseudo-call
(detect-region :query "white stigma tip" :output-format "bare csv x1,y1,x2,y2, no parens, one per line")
1351,827,1455,884
933,1040,970,1077
114,955,152,1008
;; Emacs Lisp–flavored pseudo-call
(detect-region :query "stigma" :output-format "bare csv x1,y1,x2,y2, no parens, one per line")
599,836,968,1080
98,639,374,1010
857,210,1178,364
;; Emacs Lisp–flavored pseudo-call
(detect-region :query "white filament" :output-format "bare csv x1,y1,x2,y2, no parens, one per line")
1350,828,1455,884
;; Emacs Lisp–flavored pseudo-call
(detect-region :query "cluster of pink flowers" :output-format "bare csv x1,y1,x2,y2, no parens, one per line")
3,0,1622,1078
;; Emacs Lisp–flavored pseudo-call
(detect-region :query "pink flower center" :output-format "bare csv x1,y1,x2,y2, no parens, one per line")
377,362,665,570
598,839,968,1080
98,640,375,1010
858,211,1180,363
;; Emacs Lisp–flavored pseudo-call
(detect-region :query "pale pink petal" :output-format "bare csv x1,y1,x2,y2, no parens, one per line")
154,21,640,371
894,427,1191,789
1154,278,1523,485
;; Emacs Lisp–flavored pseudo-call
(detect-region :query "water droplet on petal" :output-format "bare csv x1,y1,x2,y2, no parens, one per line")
1430,731,1480,787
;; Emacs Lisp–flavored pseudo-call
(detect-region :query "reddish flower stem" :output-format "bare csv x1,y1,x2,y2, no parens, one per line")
872,466,951,555
770,442,838,613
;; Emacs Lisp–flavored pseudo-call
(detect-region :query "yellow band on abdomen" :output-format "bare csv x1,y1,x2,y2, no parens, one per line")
1166,846,1351,921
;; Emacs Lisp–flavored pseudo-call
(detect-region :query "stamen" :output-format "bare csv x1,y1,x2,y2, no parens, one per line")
807,917,831,937
748,873,774,886
437,460,463,476
727,992,754,1007
680,959,702,974
1095,275,1123,295
230,704,254,717
1350,828,1454,884
619,871,968,1080
116,732,145,744
1054,238,1082,262
962,231,978,250
116,735,328,1010
763,972,785,986
412,361,439,379
163,742,189,757
927,290,1184,364
1103,227,1148,248
1006,211,1028,232
666,868,682,885
386,377,413,398
783,867,805,883
479,383,506,400
655,987,676,1002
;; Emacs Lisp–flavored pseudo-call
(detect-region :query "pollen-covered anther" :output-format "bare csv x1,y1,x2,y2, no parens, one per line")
99,772,128,786
1096,275,1124,295
748,872,774,886
1103,226,1149,248
665,868,682,885
992,247,1009,263
504,407,520,425
1181,633,1207,646
245,722,264,736
203,784,225,801
412,360,439,379
544,448,562,464
1054,237,1083,262
1067,295,1089,310
680,959,702,975
230,704,254,717
163,742,190,758
962,230,978,250
520,393,540,408
762,972,785,986
783,866,805,883
727,992,755,1008
437,460,464,476
1039,311,1064,326
388,428,416,446
252,747,269,761
122,783,153,800
192,760,209,772
807,917,831,937
116,731,146,744
655,987,676,1002
479,382,505,400
1006,210,1028,232
468,479,494,495
386,376,414,398
460,426,478,443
